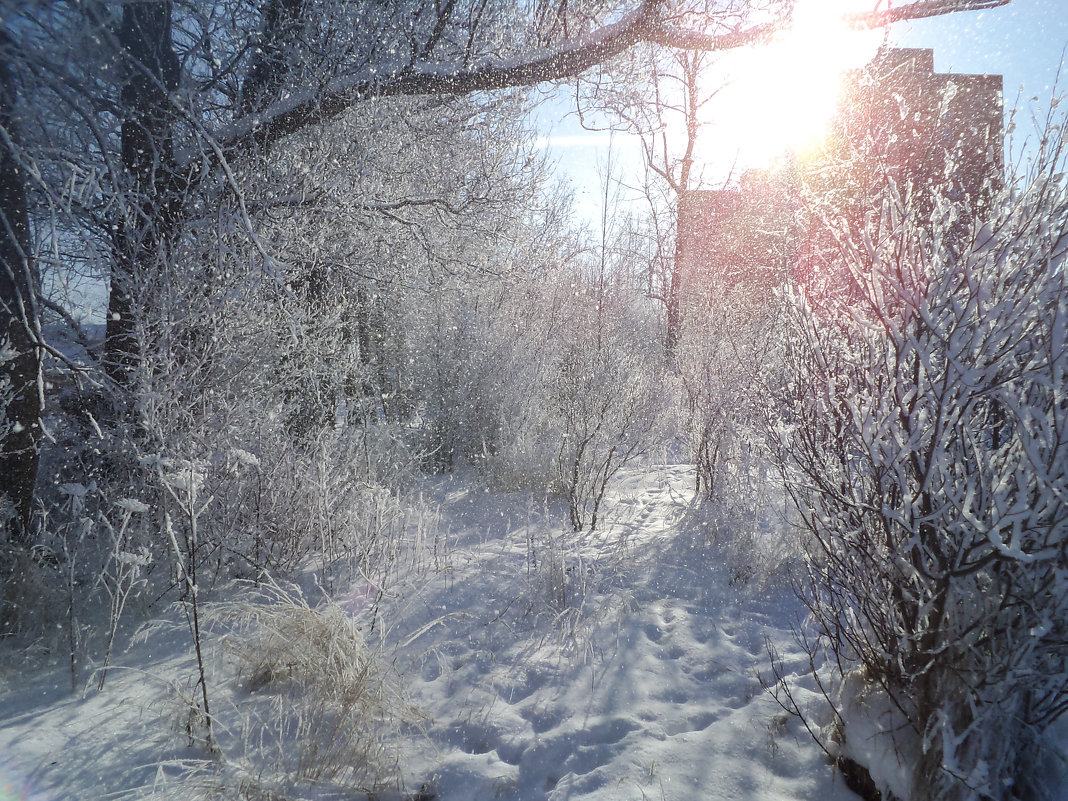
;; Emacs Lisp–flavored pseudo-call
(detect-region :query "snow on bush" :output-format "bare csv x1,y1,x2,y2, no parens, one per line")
548,307,667,532
674,273,783,504
772,122,1068,800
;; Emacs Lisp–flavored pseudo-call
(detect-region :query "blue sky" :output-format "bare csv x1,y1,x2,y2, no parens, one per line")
897,0,1067,107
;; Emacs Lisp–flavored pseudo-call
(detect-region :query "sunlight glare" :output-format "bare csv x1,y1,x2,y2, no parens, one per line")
702,0,885,172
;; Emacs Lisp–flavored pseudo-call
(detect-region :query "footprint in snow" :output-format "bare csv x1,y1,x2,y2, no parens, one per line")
520,704,565,734
644,623,665,643
444,720,499,755
663,709,723,736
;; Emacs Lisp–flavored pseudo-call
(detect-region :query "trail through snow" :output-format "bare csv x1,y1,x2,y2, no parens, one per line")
379,465,853,801
0,464,860,800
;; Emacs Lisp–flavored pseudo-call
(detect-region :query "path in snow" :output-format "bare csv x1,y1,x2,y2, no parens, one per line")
0,463,857,801
384,465,856,801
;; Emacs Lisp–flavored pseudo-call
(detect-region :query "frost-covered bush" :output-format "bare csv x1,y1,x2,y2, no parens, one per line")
666,273,795,589
673,280,784,518
173,427,417,584
403,277,527,473
772,129,1068,800
128,294,408,589
399,190,587,480
474,258,668,529
468,267,585,491
398,197,668,534
548,295,667,531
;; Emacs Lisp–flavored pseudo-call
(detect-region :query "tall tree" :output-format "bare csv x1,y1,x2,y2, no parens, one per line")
105,1,182,385
0,26,41,547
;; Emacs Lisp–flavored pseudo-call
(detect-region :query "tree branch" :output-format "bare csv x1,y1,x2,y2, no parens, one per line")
220,0,666,150
844,0,1011,29
218,0,1014,154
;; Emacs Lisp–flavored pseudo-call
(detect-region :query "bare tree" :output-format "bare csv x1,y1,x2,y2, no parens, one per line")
581,42,722,352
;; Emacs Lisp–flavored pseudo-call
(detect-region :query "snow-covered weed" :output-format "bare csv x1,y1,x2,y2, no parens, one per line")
526,529,587,617
520,524,636,663
155,675,219,754
215,580,417,793
106,758,227,801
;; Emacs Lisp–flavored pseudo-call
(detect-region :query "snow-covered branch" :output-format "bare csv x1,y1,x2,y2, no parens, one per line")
218,0,1011,153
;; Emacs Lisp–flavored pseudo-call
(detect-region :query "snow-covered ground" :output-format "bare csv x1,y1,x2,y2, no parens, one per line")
0,465,869,800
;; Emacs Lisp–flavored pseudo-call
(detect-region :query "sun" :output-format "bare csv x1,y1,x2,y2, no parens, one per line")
700,0,885,172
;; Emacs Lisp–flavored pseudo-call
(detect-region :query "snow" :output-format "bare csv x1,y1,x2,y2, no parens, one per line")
0,465,937,799
836,669,916,801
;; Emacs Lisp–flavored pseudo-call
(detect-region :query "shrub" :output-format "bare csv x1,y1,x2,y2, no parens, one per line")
770,127,1068,800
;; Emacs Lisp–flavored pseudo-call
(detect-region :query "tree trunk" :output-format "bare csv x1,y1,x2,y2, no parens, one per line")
665,241,683,356
239,0,307,117
105,1,181,387
0,27,41,546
